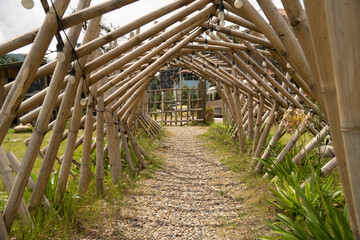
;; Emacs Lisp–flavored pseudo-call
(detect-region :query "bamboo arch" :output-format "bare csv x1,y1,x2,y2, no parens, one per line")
0,0,359,239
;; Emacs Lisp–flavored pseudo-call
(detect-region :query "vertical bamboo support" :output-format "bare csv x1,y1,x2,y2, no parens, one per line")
79,91,96,195
247,87,254,140
234,88,246,152
161,90,164,125
252,102,277,160
180,88,183,125
322,1,360,236
198,78,207,123
96,80,104,195
252,95,265,155
175,89,178,125
119,123,135,174
125,123,147,169
154,90,157,122
56,81,85,198
104,110,121,182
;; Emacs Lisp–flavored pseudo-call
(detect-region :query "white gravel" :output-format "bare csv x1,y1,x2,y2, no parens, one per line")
114,126,247,239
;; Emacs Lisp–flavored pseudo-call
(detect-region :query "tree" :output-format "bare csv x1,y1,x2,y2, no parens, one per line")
0,54,19,64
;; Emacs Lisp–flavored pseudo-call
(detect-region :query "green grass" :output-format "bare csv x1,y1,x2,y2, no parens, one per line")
199,123,276,237
3,128,85,176
3,127,164,239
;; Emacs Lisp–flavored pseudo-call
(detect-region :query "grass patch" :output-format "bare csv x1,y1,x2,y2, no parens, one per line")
199,123,275,237
4,127,164,239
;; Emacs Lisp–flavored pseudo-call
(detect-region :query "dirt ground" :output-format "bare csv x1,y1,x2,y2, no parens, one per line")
80,126,267,239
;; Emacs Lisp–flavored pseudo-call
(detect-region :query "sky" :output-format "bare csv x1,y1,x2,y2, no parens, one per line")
0,0,285,57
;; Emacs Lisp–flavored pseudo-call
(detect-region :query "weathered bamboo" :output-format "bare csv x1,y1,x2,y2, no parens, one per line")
1,0,76,229
252,96,265,155
0,212,8,240
263,112,313,179
96,77,104,195
0,0,138,56
203,23,272,48
56,18,102,198
300,157,337,189
292,126,329,165
255,122,286,171
85,0,211,77
247,81,254,140
321,1,360,236
304,1,359,236
6,152,51,210
125,123,147,169
234,88,246,152
29,1,97,208
119,124,135,174
0,146,29,224
256,0,323,107
78,93,96,195
252,102,278,160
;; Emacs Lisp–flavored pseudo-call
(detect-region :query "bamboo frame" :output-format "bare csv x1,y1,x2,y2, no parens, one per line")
0,0,359,238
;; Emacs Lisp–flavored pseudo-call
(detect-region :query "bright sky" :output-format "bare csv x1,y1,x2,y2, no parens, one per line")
0,0,284,56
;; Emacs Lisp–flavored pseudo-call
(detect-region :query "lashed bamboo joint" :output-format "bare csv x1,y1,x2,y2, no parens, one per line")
0,0,359,238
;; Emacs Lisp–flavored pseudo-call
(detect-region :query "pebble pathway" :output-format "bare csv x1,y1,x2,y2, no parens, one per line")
114,126,248,239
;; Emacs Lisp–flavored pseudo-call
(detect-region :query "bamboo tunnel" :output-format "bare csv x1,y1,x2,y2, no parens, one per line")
0,0,359,238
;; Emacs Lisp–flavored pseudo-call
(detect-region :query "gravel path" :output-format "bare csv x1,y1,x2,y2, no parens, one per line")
114,126,248,239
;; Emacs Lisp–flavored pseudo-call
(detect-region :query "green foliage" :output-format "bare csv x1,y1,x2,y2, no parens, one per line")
0,54,19,64
257,144,351,239
10,129,163,239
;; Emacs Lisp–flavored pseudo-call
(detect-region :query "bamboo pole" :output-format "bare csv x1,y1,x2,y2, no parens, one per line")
252,102,278,160
0,212,8,240
104,110,122,181
78,92,96,195
125,123,147,169
0,146,29,225
292,126,329,165
252,96,265,155
1,0,82,229
263,111,313,179
234,88,246,153
119,124,135,174
247,82,254,140
300,157,337,189
6,152,51,210
256,0,322,104
304,1,359,237
98,16,211,103
321,1,360,236
28,3,99,208
96,77,104,195
57,20,102,198
0,0,138,56
255,122,286,171
84,0,211,76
